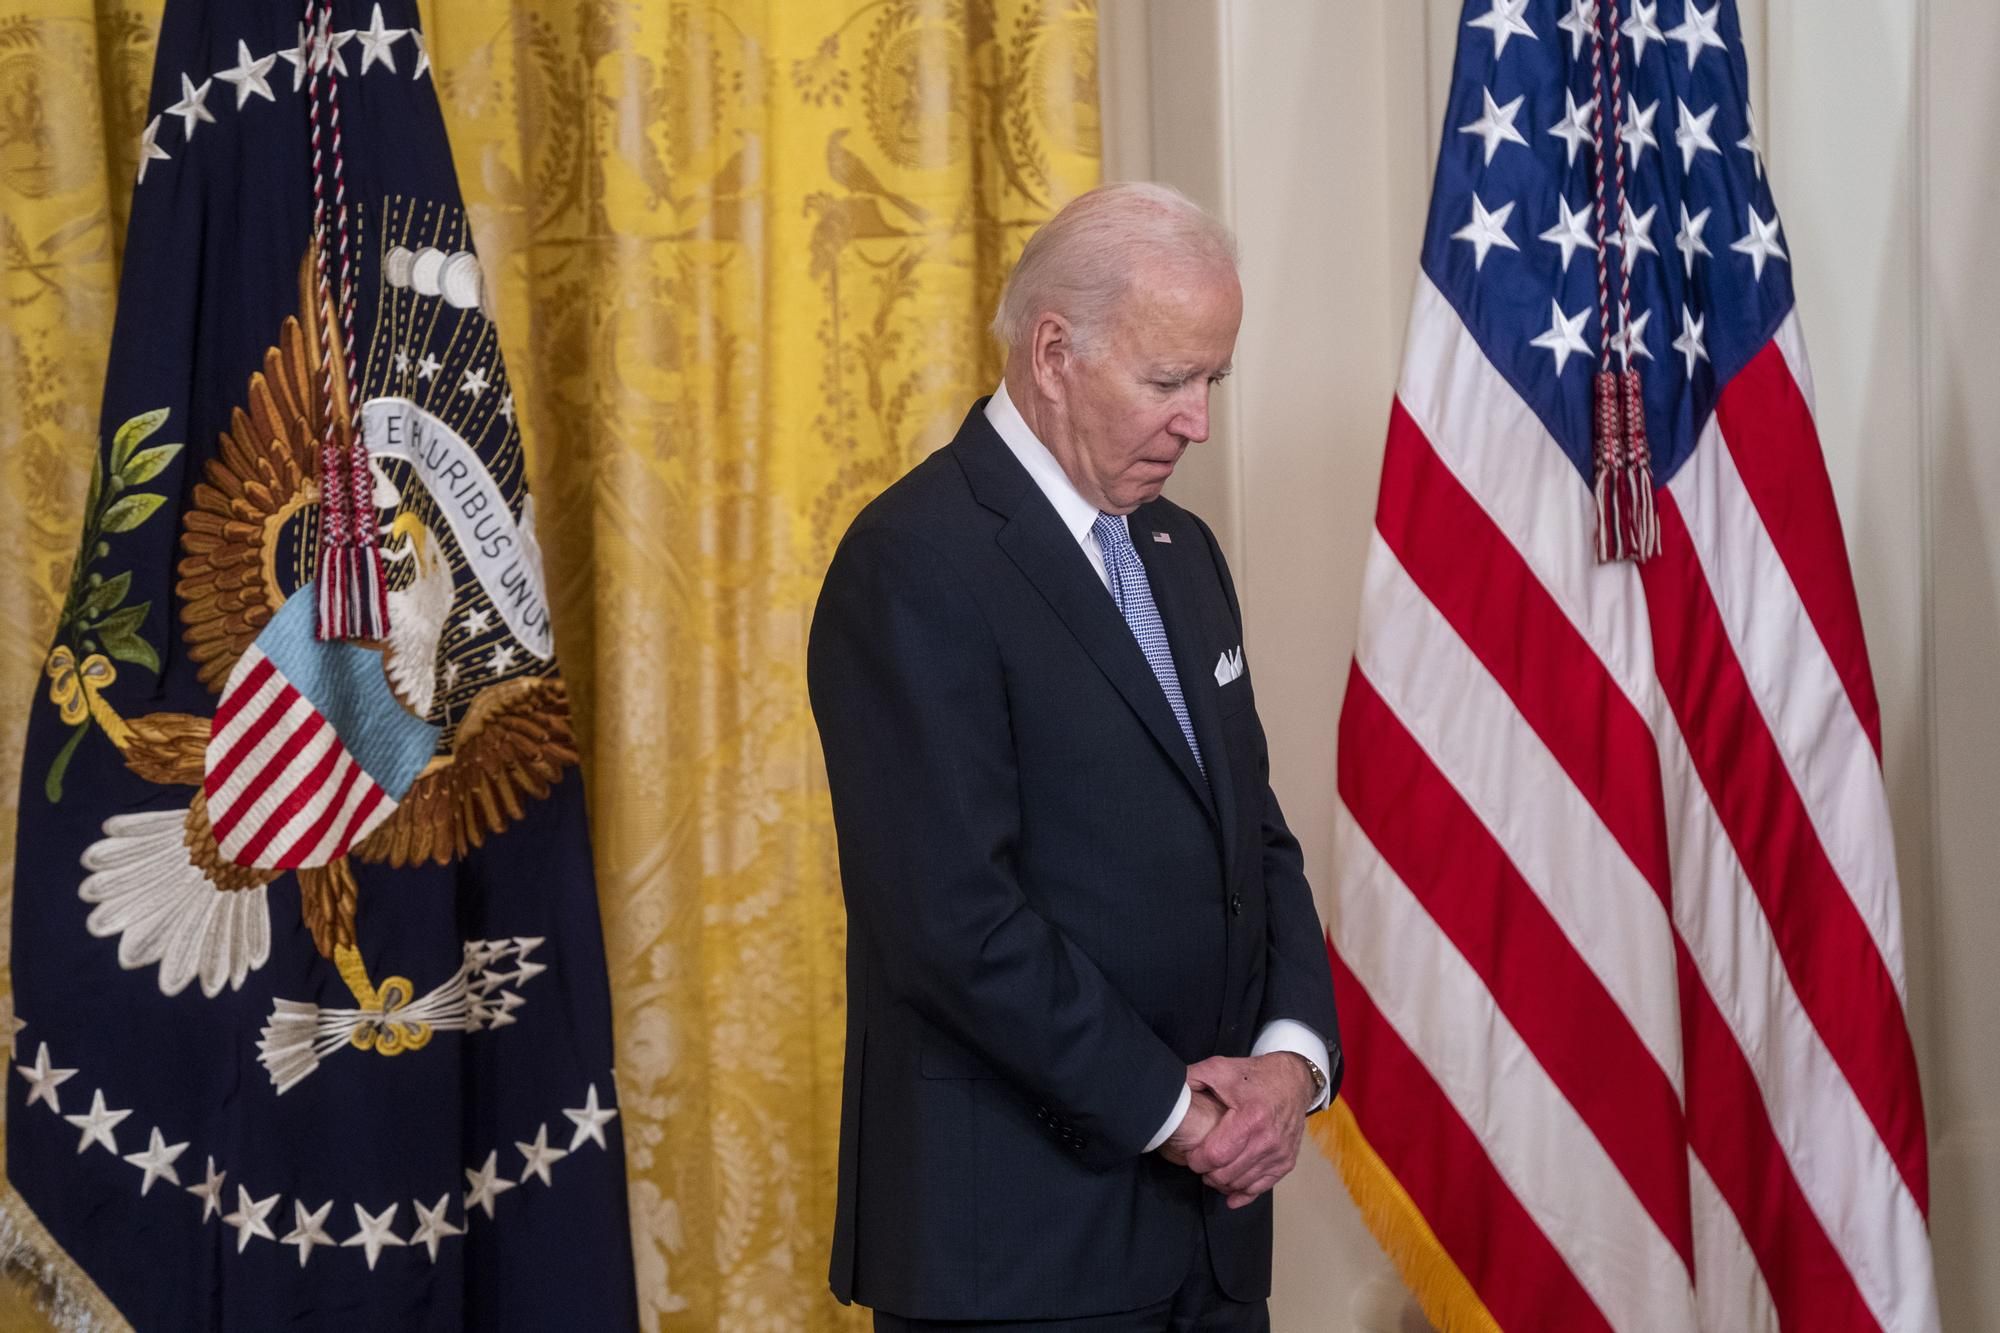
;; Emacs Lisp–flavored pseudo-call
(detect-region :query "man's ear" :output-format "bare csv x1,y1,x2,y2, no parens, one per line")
1028,313,1074,404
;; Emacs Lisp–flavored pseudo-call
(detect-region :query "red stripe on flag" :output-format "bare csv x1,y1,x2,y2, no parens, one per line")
277,753,366,868
208,695,304,840
1328,940,1612,1332
1677,946,1884,1330
334,782,388,853
1377,400,1673,905
233,719,339,866
213,708,326,845
209,655,277,737
1643,492,1928,1214
1714,343,1883,758
1339,668,1694,1272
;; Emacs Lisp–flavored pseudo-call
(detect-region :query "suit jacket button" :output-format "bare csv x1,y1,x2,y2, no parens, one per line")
1229,892,1243,916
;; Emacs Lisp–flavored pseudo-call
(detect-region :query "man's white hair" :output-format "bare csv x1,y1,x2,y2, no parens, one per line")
991,181,1239,358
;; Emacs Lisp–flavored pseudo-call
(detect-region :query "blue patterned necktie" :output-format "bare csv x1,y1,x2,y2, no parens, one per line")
1091,513,1203,776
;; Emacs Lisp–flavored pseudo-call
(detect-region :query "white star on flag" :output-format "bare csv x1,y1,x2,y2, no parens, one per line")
16,1041,76,1113
514,1123,569,1187
165,73,216,140
1614,308,1655,368
310,23,356,78
1620,96,1660,169
1674,306,1711,377
1667,1,1729,70
187,1157,227,1221
1548,88,1594,168
1616,201,1660,275
282,1199,336,1267
1677,203,1714,275
356,4,409,76
464,1150,517,1219
121,1127,189,1195
564,1084,620,1152
215,40,277,108
342,1202,407,1270
488,642,519,675
410,1194,464,1261
137,115,171,184
1623,0,1665,64
1452,194,1519,272
63,1088,131,1156
395,348,412,375
1556,0,1599,59
222,1186,280,1253
499,391,516,425
411,29,433,81
1739,103,1767,180
459,606,494,636
1540,196,1598,274
278,25,312,91
1732,205,1788,279
416,354,442,380
1676,99,1722,172
1466,0,1537,59
1530,300,1594,375
1459,88,1528,166
460,365,491,399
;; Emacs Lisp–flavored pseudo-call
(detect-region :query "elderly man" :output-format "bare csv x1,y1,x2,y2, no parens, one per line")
808,182,1341,1330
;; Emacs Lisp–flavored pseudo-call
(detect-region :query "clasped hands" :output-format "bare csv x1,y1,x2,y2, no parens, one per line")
1159,1053,1316,1209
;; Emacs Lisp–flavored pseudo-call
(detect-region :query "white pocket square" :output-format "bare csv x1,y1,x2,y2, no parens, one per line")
1214,646,1245,686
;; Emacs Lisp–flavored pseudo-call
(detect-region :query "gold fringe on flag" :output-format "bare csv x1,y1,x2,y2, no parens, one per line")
1309,1098,1501,1333
0,1192,129,1332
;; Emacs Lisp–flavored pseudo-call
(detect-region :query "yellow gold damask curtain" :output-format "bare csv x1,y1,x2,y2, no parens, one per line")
0,1,1100,1327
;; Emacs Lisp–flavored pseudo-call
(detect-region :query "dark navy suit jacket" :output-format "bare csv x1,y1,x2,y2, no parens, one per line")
807,402,1341,1321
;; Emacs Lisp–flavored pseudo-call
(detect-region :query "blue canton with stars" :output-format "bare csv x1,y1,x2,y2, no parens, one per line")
1426,0,1794,484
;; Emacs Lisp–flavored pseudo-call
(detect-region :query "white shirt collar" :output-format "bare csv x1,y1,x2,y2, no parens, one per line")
984,379,1108,546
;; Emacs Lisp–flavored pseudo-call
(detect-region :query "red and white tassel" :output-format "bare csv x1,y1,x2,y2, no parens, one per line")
1618,367,1660,560
306,0,389,642
1585,2,1660,566
1592,370,1626,564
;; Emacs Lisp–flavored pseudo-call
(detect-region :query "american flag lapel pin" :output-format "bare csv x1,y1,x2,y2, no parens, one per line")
1151,531,1171,543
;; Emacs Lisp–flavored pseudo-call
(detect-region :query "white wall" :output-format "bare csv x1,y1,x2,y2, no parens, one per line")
1100,0,1996,1327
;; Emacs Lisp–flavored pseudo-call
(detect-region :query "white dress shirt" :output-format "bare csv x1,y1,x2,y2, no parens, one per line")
983,383,1332,1152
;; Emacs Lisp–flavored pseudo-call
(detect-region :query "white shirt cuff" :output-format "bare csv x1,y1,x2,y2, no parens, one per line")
1253,1019,1332,1112
1143,1083,1193,1154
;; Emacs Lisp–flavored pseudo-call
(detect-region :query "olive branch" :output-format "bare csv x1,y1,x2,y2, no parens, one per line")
43,407,182,801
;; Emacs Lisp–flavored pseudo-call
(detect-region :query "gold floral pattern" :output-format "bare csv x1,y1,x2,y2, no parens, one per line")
0,1,1097,1327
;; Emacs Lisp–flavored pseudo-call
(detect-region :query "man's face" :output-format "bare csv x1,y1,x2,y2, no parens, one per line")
1047,260,1243,515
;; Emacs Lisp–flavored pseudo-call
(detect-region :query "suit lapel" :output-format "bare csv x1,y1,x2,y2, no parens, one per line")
1131,507,1239,874
952,409,1217,824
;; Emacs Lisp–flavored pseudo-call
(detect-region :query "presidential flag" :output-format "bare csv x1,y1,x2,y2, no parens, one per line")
10,2,637,1327
1323,1,1938,1329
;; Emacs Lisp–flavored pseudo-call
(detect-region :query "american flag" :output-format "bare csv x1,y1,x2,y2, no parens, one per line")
1323,1,1940,1329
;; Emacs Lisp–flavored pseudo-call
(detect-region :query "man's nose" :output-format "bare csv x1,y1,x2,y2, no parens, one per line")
1175,386,1212,444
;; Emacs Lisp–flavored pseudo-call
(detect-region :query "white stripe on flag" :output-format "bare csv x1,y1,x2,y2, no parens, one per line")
209,659,290,766
235,727,345,864
300,760,383,868
1330,802,1700,1332
1688,1153,1778,1333
1668,417,1906,986
1354,535,1684,1090
213,694,318,857
1773,315,1818,416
